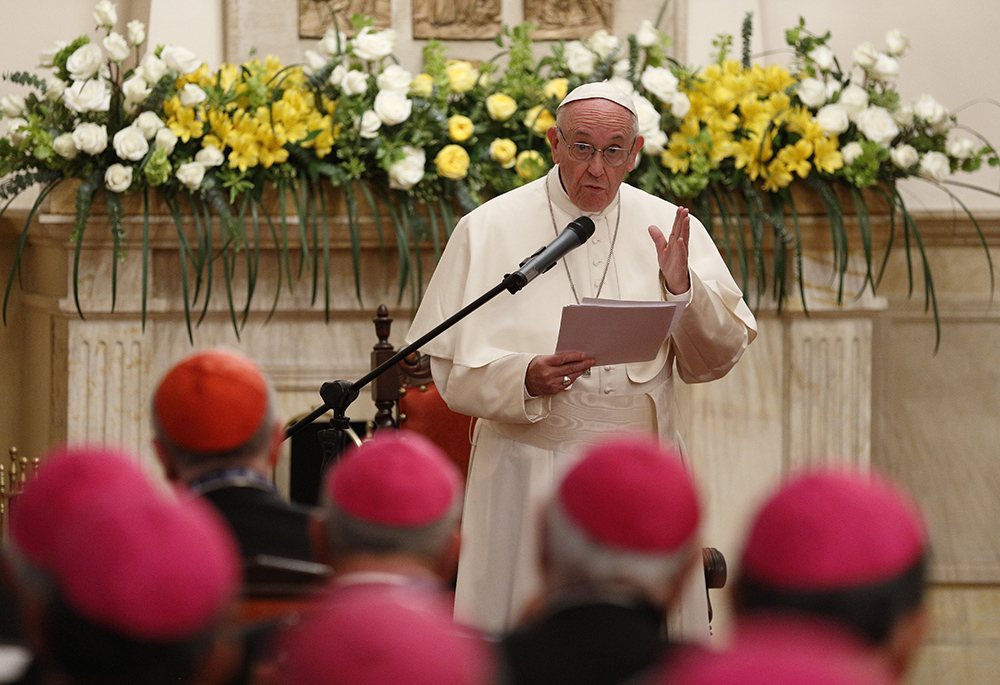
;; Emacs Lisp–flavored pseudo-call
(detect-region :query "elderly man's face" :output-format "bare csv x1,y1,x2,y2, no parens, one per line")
546,99,643,213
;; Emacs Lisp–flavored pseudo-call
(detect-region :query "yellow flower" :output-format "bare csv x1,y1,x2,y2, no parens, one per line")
227,132,259,172
435,144,470,179
489,138,517,168
777,138,813,179
486,93,517,121
812,135,845,174
523,105,555,136
167,100,204,142
762,158,793,192
543,78,569,102
515,150,547,181
445,60,477,93
448,115,474,143
411,73,434,97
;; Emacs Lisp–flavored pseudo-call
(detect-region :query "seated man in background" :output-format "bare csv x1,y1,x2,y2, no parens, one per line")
499,434,702,685
664,467,929,684
312,430,464,595
6,445,243,685
153,348,317,563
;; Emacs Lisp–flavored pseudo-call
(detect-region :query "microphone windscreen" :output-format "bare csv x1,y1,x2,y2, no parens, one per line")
567,216,596,241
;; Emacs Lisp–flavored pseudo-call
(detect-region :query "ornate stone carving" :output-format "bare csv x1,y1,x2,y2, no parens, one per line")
299,0,390,38
412,0,501,40
524,0,613,40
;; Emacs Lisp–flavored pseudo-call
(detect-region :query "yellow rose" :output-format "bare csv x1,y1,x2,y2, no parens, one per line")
411,73,434,97
445,60,477,93
435,144,471,180
486,93,517,122
448,115,474,142
489,138,517,168
515,149,547,181
523,105,555,136
543,78,569,102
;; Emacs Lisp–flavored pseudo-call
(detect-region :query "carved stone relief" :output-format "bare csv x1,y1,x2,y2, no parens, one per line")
524,0,613,39
299,0,390,38
412,0,502,40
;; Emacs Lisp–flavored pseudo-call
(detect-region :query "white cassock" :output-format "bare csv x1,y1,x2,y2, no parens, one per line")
406,166,757,637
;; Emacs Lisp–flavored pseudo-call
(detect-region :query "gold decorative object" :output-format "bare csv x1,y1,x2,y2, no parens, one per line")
412,0,501,39
523,0,613,39
299,0,391,38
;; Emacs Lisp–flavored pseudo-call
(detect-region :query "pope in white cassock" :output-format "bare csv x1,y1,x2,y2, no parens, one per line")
405,82,758,636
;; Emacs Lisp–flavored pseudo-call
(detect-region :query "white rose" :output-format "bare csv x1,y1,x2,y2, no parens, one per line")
643,129,668,155
5,118,28,145
838,84,869,119
45,76,67,101
113,125,149,161
388,146,426,190
670,91,691,119
103,33,130,62
640,66,679,102
352,27,396,61
373,90,411,125
341,70,370,96
327,64,348,88
154,127,178,155
122,74,151,105
885,29,910,57
891,144,919,169
302,49,328,75
852,41,878,68
633,95,660,137
318,29,348,58
134,111,164,139
127,20,146,47
161,45,200,75
841,141,864,165
808,45,836,71
376,64,413,93
195,146,225,166
871,53,899,81
636,20,658,48
815,104,850,135
893,103,914,127
0,94,25,118
564,41,596,77
946,135,976,159
176,162,206,190
53,132,78,160
39,40,67,68
919,151,950,182
93,0,117,28
855,106,900,146
72,122,108,155
63,78,111,113
179,83,207,106
356,110,382,139
66,43,104,81
796,77,828,108
913,93,949,129
612,59,630,78
607,76,635,100
139,53,167,84
105,163,133,193
586,29,620,60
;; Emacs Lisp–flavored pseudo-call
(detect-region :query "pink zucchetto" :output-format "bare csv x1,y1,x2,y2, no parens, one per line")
279,588,493,685
557,434,700,553
52,495,241,642
740,468,928,590
153,348,271,454
557,81,638,118
9,445,162,571
325,430,463,528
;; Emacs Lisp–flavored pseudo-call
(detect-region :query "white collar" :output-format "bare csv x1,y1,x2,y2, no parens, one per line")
547,165,622,221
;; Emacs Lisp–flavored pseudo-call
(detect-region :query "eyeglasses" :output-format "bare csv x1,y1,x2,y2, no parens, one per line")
557,128,635,167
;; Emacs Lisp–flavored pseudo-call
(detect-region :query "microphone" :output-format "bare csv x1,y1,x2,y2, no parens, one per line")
505,216,596,293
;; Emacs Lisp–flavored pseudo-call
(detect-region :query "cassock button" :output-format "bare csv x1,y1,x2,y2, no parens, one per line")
604,388,615,394
604,365,613,371
593,280,601,288
593,259,602,266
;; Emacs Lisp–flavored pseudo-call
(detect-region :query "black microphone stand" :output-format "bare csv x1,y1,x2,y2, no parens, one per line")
284,269,536,452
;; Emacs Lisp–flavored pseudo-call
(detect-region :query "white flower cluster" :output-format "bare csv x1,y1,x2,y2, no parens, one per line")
2,2,211,193
794,28,970,183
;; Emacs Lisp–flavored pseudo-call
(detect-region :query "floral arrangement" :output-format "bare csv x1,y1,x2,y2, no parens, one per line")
1,3,996,341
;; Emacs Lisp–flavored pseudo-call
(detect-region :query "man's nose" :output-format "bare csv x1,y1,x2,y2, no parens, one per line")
586,151,606,176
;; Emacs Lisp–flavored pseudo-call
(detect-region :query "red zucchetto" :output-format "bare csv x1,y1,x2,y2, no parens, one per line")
153,348,270,453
